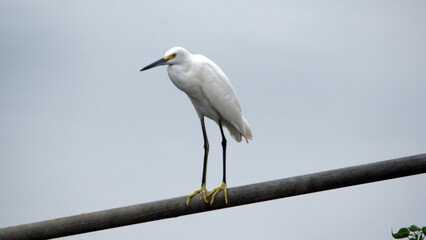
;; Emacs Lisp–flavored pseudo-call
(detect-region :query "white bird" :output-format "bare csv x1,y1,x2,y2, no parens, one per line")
140,47,253,205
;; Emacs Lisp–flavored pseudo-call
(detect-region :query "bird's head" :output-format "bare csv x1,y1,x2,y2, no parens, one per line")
140,47,190,71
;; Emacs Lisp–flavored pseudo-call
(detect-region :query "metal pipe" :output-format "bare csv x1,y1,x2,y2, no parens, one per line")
1,153,425,240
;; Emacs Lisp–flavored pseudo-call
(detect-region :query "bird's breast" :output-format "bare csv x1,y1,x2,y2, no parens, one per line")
167,64,220,120
167,64,200,94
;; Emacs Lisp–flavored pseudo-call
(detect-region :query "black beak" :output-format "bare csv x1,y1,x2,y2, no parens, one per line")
140,58,168,71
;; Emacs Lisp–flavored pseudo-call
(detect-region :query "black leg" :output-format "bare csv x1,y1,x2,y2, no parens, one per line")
206,120,228,205
185,118,210,206
218,120,227,184
201,118,209,187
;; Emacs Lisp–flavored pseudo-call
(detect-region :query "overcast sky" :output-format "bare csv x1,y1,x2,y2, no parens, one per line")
1,0,425,239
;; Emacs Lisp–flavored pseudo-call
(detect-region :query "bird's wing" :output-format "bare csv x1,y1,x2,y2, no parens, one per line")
197,56,245,134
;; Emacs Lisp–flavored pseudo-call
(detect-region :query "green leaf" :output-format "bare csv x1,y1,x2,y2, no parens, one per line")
422,227,426,235
410,225,421,231
393,228,410,239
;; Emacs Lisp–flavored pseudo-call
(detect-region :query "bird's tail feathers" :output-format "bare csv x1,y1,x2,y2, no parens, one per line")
222,117,253,143
242,116,253,143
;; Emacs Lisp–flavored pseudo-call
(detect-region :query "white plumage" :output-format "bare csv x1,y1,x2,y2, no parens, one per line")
164,47,252,142
140,46,252,205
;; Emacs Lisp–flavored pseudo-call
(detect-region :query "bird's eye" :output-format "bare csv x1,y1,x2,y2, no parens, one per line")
172,53,176,57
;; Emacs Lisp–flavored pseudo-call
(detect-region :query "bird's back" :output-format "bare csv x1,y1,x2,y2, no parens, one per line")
168,53,253,142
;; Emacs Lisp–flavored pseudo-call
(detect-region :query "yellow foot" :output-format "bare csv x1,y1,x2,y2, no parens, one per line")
186,184,208,206
207,182,228,205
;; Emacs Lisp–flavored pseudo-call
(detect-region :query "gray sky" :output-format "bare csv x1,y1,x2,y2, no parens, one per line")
1,0,425,239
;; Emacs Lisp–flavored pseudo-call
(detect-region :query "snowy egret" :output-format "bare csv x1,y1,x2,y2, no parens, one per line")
140,47,253,205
